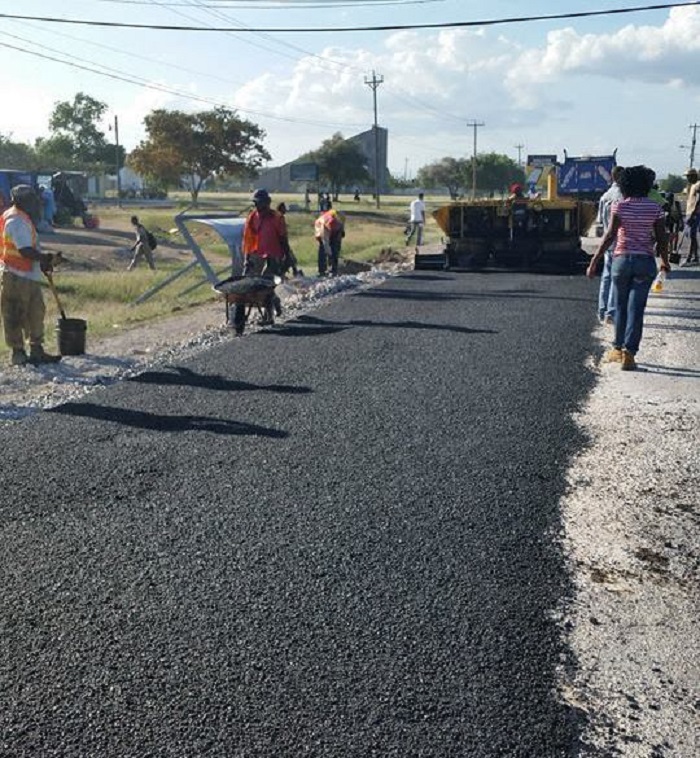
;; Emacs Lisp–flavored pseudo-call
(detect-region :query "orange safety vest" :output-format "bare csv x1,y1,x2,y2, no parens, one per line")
242,208,286,259
0,207,37,273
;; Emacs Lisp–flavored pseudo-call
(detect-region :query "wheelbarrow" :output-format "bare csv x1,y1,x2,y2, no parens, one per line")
213,275,281,335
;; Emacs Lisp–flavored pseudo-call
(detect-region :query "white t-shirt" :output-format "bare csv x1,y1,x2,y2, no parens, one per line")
409,198,426,223
1,213,41,281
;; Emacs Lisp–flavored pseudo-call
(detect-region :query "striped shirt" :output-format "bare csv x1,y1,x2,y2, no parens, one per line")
611,197,664,256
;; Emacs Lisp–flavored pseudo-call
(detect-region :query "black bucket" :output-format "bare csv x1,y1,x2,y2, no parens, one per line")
55,317,87,356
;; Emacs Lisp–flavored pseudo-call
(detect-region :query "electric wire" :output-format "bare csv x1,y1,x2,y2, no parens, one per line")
0,3,697,32
171,0,469,123
95,0,444,7
0,37,366,130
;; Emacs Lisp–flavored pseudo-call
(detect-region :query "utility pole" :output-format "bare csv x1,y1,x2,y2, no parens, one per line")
364,70,384,209
514,143,525,167
114,114,122,208
467,119,485,199
404,156,409,182
688,123,698,168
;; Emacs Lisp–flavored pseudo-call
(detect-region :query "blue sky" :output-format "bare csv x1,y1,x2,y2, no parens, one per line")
1,1,699,179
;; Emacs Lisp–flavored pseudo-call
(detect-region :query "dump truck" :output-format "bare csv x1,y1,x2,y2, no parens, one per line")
418,172,597,273
556,149,617,202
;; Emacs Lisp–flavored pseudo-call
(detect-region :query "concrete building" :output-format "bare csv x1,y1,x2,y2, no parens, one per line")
256,126,389,195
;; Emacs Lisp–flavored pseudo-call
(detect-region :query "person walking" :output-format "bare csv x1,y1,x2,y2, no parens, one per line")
595,165,624,324
232,189,288,333
314,207,344,277
0,185,61,366
682,167,699,266
586,165,670,371
405,192,426,248
127,215,156,271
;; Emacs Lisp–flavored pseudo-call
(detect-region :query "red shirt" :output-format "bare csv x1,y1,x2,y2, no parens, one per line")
242,209,287,260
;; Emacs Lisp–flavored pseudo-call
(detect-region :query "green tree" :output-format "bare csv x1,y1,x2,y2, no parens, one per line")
128,107,269,205
49,92,115,168
33,135,77,170
302,133,371,199
659,173,685,193
416,157,468,199
0,134,37,169
476,152,526,195
417,154,525,198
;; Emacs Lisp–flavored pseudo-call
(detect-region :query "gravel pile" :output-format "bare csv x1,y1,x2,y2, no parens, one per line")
559,269,699,756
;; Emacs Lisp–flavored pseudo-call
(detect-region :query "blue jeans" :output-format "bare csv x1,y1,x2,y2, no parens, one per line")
597,249,616,319
611,254,657,355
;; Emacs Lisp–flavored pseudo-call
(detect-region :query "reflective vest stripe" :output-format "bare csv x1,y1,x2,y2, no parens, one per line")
1,208,36,273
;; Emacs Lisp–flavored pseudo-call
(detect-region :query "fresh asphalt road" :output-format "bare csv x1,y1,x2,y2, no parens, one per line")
0,270,599,757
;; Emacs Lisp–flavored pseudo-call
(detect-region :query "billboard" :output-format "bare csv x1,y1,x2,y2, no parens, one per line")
290,162,319,182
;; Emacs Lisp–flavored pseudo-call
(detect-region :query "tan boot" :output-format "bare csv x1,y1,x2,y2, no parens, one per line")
603,348,623,363
621,350,637,371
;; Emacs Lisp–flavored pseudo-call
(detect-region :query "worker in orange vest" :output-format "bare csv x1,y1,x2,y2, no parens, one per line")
233,188,289,333
0,185,61,366
314,206,345,277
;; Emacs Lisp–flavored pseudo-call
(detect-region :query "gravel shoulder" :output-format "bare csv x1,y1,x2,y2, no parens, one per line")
559,267,700,756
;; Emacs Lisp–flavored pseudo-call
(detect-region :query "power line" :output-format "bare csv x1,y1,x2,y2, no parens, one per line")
96,0,443,7
1,3,698,33
0,37,365,131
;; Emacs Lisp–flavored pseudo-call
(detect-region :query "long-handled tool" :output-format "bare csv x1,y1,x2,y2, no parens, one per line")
44,271,67,320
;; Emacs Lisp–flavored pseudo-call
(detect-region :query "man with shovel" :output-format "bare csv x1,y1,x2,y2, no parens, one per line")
0,184,61,366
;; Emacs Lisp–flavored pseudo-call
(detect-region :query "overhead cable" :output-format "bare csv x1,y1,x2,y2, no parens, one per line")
0,38,365,130
0,3,698,33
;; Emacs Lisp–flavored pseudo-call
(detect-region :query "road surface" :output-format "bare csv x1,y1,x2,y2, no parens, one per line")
0,269,599,757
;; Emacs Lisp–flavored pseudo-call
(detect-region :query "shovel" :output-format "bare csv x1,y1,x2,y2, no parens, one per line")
44,271,67,320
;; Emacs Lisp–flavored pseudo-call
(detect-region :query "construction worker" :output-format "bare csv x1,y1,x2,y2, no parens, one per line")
233,188,288,333
315,207,345,277
682,167,699,266
0,185,61,366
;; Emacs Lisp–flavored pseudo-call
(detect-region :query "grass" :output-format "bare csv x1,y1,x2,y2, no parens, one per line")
1,193,445,363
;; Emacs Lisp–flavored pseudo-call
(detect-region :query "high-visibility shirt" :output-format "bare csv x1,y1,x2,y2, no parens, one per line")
314,210,343,239
0,207,41,281
242,209,287,260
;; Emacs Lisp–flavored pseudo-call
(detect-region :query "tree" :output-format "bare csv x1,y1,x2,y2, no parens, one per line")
416,157,468,199
0,134,37,169
660,173,686,193
33,135,77,170
301,133,371,198
416,154,526,198
48,92,115,168
476,153,525,194
128,107,270,205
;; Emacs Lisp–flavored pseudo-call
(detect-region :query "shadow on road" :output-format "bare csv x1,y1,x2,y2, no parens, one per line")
356,287,592,304
264,314,497,337
641,362,700,379
129,366,313,394
48,402,288,437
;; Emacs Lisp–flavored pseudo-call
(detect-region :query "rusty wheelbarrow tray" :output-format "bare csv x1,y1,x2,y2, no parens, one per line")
213,275,281,335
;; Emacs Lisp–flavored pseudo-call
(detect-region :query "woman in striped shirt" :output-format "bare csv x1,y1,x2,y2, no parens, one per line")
587,165,670,371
